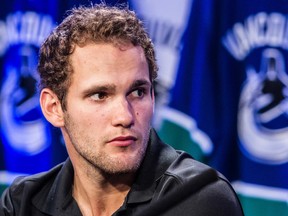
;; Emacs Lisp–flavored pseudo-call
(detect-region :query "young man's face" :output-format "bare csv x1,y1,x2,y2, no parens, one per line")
62,43,154,175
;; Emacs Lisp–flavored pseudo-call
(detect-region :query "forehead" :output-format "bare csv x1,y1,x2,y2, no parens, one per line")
71,42,146,67
69,43,150,88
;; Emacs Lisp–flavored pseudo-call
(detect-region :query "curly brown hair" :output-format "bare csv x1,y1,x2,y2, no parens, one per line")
38,3,158,110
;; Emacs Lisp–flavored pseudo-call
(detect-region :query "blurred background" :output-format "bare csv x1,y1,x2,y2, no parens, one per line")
0,0,288,215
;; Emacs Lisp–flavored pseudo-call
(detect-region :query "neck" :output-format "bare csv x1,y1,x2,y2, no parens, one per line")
72,164,135,216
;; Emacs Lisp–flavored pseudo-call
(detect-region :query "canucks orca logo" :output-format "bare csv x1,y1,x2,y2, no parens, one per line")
238,48,288,164
0,45,51,155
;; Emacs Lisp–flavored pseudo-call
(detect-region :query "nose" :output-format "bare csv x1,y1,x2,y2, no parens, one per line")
111,97,134,128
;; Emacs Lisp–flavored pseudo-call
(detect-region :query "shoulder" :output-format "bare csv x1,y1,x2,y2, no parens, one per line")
154,151,244,215
165,150,229,184
5,162,63,195
0,161,65,215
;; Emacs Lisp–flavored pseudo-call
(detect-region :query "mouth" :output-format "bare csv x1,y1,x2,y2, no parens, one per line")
108,135,137,147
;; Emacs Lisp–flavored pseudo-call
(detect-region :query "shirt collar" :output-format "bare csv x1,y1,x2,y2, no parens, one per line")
32,158,80,216
125,129,178,204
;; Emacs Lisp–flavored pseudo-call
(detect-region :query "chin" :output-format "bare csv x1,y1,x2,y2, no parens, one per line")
104,154,143,175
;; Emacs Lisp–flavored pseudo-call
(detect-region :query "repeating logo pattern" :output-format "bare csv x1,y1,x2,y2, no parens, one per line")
0,12,55,156
238,48,288,164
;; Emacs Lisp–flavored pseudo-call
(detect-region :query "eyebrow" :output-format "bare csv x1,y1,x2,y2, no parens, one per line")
129,79,151,89
82,79,151,96
82,84,116,96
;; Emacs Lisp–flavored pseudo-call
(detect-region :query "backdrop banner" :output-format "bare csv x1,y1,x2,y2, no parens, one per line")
157,0,288,215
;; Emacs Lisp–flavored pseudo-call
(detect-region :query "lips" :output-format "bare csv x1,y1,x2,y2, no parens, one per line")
108,136,137,147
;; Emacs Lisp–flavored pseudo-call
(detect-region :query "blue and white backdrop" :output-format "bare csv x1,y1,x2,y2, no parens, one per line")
1,1,287,215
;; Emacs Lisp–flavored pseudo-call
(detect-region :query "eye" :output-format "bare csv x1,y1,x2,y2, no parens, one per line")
131,88,146,98
90,92,108,101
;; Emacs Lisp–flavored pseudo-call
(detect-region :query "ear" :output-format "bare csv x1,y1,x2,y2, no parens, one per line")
40,88,65,127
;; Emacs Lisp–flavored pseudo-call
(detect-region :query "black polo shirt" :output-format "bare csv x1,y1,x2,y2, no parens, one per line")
0,130,244,216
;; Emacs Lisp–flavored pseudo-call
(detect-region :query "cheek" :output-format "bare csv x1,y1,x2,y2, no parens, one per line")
136,105,153,121
70,108,106,128
87,112,107,125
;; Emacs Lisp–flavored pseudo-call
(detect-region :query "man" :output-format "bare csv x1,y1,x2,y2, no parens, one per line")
0,4,244,216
